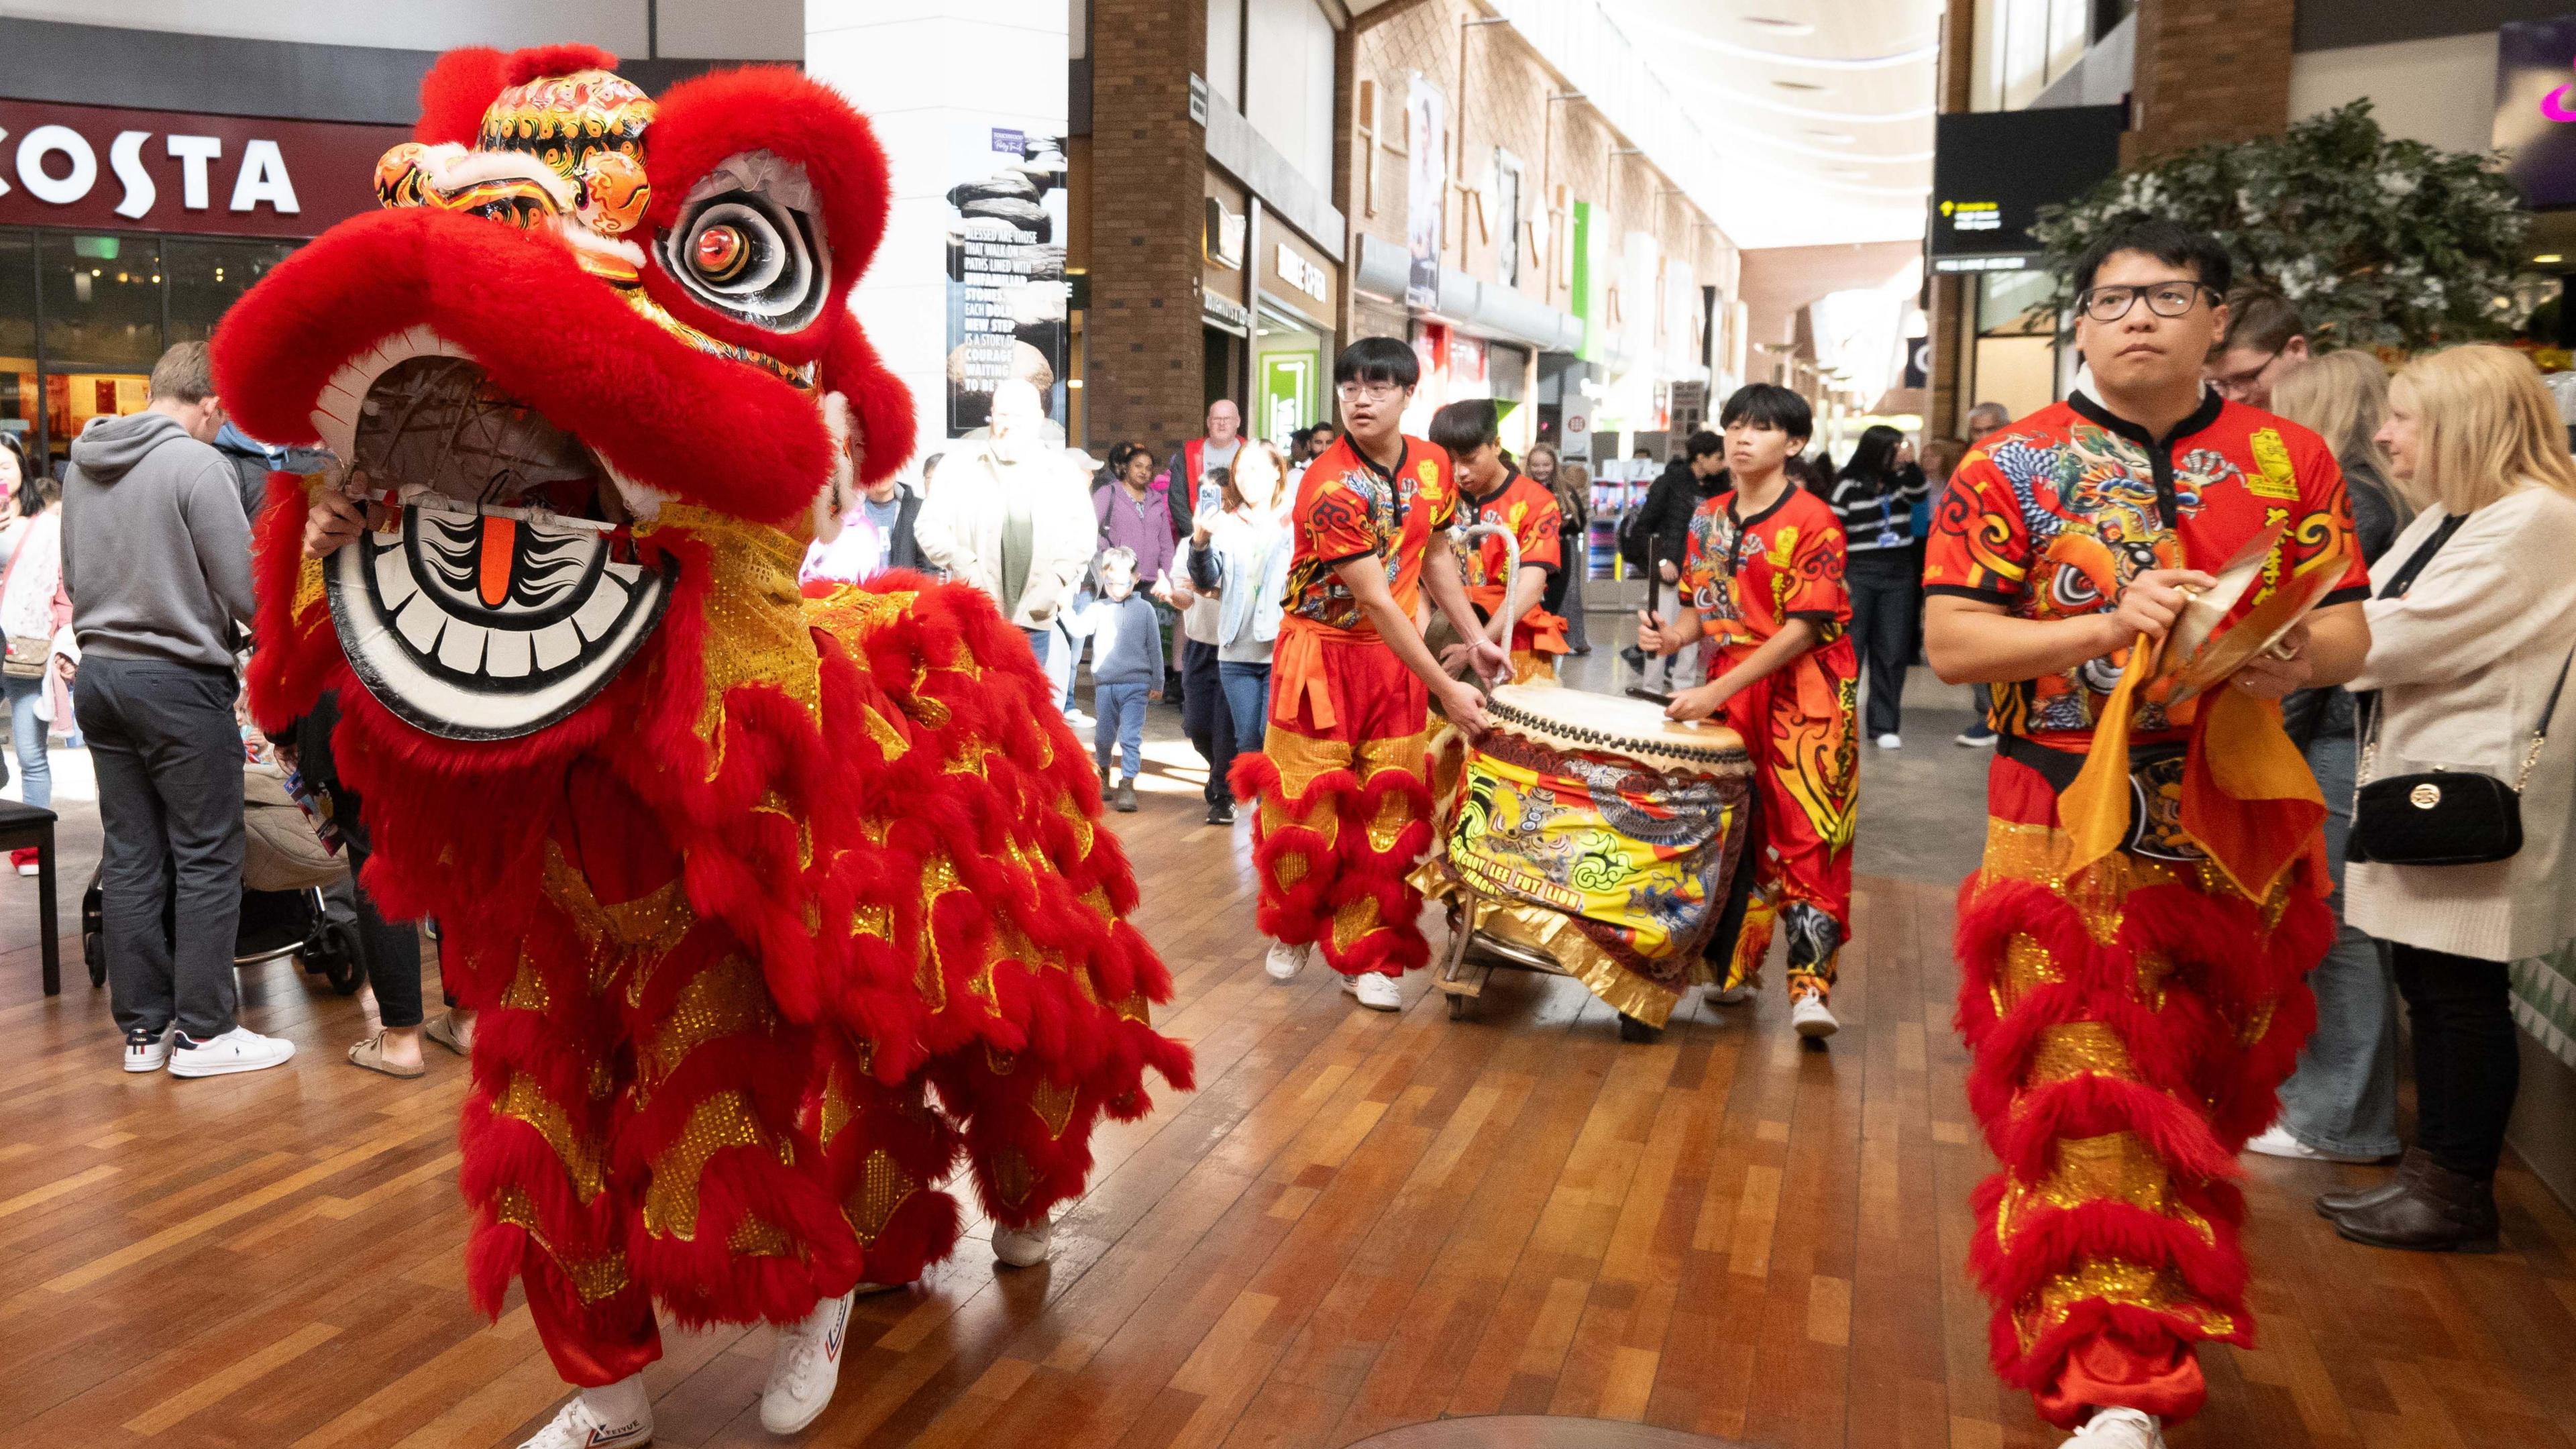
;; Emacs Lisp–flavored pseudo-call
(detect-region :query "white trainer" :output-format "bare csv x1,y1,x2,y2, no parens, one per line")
1344,972,1401,1012
759,1289,853,1434
2245,1122,2385,1165
993,1214,1055,1268
1708,984,1754,1006
518,1378,653,1448
1264,940,1310,981
123,1026,170,1073
1875,733,1902,749
2065,1406,2164,1448
1790,994,1839,1040
166,1025,297,1078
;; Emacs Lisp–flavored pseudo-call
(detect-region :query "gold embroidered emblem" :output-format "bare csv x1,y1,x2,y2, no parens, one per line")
2247,429,2298,500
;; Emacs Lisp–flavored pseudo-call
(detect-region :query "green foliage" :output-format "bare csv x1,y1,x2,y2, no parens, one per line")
2028,101,2551,351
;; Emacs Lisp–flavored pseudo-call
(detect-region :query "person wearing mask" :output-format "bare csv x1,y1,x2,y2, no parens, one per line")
1828,424,1932,749
1923,219,2370,1449
1165,398,1245,545
1526,443,1590,655
2245,350,2408,1167
1623,431,1727,690
1636,384,1858,1042
1432,400,1566,684
914,378,1097,668
64,342,284,1077
1952,402,2014,748
2204,287,2310,410
2325,344,2576,1254
1189,441,1294,801
1231,337,1504,1012
800,429,924,586
0,436,67,873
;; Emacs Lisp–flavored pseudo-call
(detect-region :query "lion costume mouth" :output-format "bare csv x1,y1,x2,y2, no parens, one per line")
313,325,677,741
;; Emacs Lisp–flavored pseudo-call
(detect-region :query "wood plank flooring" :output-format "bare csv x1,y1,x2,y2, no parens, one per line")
2,746,2573,1449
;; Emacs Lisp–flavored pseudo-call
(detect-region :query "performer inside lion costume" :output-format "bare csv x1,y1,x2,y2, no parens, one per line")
215,45,1191,1447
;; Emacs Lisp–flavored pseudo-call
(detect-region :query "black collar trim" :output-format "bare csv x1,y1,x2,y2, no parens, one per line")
2068,388,2225,451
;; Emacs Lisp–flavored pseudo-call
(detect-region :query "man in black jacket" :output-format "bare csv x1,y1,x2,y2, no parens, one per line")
1621,430,1726,689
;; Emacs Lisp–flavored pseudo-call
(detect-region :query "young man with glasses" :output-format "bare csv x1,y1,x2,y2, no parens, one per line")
2203,288,2309,409
1923,219,2371,1448
1231,338,1505,1010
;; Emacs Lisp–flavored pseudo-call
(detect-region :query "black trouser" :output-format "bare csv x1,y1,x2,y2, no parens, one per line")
2392,943,2520,1179
328,784,430,1029
1845,549,1919,738
76,655,246,1042
1179,638,1234,806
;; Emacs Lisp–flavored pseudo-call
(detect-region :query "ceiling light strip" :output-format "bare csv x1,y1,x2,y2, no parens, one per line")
1622,17,1939,70
1484,0,1727,235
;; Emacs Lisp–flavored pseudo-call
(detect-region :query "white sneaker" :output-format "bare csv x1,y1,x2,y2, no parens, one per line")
15,860,36,877
759,1289,853,1434
1343,972,1401,1011
123,1025,171,1073
2245,1122,2385,1165
166,1025,297,1078
2065,1406,2164,1448
1790,994,1839,1040
518,1379,653,1448
993,1214,1054,1269
1875,733,1902,749
1708,984,1754,1006
1265,940,1310,981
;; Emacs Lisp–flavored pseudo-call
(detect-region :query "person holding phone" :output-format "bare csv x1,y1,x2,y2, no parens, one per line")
1634,384,1858,1042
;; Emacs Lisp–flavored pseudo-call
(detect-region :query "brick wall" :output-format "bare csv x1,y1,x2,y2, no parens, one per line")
1086,0,1212,455
2126,0,2296,163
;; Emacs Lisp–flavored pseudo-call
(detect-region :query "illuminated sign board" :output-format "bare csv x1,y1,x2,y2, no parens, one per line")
1928,105,2125,273
2497,16,2576,209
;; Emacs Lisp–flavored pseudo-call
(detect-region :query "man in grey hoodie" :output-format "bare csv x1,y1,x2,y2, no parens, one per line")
63,340,290,1078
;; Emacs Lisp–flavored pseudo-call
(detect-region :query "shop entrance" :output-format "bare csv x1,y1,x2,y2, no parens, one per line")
1203,323,1246,420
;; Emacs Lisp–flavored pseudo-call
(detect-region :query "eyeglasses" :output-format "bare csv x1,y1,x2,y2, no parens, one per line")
1336,380,1405,402
2208,347,2283,399
2078,282,2215,323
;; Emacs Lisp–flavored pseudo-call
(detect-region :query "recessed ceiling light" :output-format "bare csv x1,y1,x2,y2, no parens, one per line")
1741,15,1816,34
2538,253,2565,264
1805,129,1858,144
1772,79,1827,91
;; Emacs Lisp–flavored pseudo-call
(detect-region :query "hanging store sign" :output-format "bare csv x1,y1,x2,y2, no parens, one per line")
943,123,1071,436
2496,17,2576,209
1928,105,2124,272
0,99,406,238
1404,75,1446,311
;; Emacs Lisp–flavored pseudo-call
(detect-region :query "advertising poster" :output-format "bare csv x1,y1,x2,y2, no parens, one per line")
1405,75,1446,311
945,124,1070,437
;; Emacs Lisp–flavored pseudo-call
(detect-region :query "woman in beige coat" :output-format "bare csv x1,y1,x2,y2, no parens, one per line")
2328,344,2576,1252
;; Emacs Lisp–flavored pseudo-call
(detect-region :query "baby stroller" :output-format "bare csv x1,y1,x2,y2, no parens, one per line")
78,757,368,995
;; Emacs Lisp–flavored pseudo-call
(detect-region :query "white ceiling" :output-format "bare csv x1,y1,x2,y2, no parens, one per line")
1600,0,1938,252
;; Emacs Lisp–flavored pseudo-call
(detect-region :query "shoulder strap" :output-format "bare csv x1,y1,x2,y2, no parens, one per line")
2538,640,2576,741
2377,513,2467,600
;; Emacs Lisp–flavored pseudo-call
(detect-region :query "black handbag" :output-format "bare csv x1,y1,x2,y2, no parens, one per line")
2348,514,2574,867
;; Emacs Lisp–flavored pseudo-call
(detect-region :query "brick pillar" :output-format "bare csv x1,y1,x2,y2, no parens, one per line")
1087,0,1212,455
1927,0,1976,439
2125,0,2295,164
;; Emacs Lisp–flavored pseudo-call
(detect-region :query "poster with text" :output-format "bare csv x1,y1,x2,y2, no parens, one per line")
1405,75,1445,312
945,124,1070,437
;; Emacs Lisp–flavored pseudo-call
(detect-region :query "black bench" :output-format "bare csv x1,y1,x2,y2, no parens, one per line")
0,800,61,994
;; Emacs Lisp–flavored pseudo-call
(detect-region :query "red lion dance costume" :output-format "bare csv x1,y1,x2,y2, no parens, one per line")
216,47,1191,1446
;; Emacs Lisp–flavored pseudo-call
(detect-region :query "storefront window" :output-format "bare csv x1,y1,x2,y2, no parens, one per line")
0,231,34,453
1970,267,2061,423
1253,303,1322,448
168,239,297,345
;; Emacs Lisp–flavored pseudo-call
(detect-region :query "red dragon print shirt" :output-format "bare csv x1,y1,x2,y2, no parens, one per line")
1279,433,1458,637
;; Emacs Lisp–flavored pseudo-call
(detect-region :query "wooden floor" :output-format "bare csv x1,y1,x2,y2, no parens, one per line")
3,753,2575,1449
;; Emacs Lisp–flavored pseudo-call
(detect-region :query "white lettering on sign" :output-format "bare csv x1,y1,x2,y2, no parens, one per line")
1275,242,1328,304
166,136,222,209
0,124,299,217
17,125,96,205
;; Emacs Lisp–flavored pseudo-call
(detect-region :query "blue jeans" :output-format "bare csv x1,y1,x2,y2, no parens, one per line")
1094,681,1148,777
1217,660,1270,757
2,673,50,810
2273,729,2402,1158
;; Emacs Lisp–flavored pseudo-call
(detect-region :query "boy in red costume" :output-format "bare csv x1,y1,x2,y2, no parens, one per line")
1430,398,1569,684
1635,384,1858,1041
1230,338,1505,1011
1923,219,2367,1449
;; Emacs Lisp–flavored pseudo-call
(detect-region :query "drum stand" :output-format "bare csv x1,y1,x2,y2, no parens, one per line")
1431,882,1574,1021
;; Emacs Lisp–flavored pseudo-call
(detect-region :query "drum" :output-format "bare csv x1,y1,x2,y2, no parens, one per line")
1421,685,1755,1028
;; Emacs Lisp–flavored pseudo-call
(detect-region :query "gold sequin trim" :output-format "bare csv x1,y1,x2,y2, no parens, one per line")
1054,794,1096,859
640,504,824,780
727,1215,796,1258
848,1147,918,1245
802,586,913,641
1992,934,2061,1016
493,1187,629,1303
635,955,772,1108
641,1089,785,1241
1112,990,1152,1025
496,1074,608,1203
1031,1078,1078,1140
1994,1131,2212,1248
2017,1256,2234,1350
2027,1022,2135,1083
985,1046,1017,1077
818,1073,854,1148
1330,894,1381,954
293,553,325,617
500,949,553,1014
1078,885,1115,922
916,856,961,1011
851,902,893,940
989,1147,1034,1210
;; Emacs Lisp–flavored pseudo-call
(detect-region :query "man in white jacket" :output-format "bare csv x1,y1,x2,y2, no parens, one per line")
915,380,1097,666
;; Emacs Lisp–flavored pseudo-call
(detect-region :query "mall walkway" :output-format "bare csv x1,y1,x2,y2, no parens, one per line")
0,678,2571,1449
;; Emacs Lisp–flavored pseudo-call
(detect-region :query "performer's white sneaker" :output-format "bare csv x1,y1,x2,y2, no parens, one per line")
1790,994,1839,1040
519,1377,653,1448
1344,972,1401,1012
994,1214,1055,1268
2245,1122,2386,1165
1708,984,1754,1006
759,1288,853,1434
1265,941,1310,981
2065,1407,2164,1448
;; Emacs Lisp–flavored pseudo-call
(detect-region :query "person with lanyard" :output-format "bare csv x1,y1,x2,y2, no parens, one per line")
1827,423,1933,748
1635,383,1859,1042
1230,337,1505,1012
1430,399,1568,684
1921,217,2370,1449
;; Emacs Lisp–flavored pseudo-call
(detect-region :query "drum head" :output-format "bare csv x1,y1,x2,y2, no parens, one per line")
1485,684,1745,775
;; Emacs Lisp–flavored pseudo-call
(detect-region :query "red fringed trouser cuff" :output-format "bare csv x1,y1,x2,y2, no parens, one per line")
1953,784,2331,1428
1229,631,1432,979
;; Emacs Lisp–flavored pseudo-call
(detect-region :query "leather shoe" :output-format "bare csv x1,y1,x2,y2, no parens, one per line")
2314,1146,2424,1220
2332,1150,2500,1253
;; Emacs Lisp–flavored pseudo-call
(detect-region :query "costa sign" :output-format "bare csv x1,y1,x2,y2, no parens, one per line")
0,99,408,238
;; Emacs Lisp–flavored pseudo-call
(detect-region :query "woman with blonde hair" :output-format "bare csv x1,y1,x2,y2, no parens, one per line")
2324,343,2576,1252
2244,348,2410,1166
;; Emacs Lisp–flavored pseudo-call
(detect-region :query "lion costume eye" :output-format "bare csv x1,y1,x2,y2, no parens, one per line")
659,151,827,331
